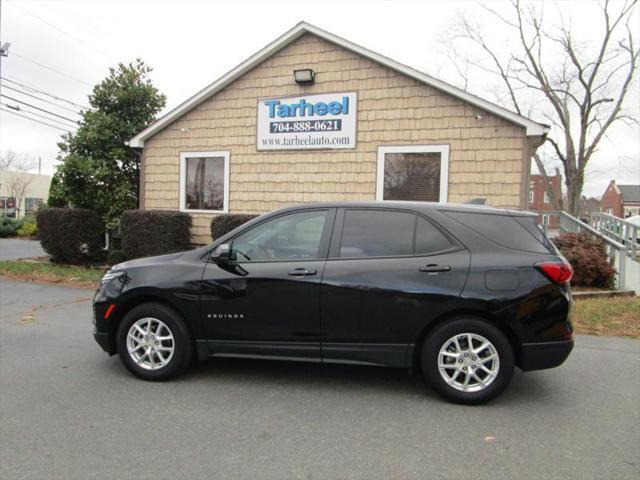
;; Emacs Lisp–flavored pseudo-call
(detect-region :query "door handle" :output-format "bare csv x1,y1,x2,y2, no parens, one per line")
419,264,451,273
288,268,317,277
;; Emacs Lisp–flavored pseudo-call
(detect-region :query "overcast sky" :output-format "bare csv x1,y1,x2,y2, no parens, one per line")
1,0,638,197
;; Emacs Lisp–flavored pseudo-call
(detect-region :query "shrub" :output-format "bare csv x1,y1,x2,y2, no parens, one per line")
106,249,127,265
16,217,38,237
553,233,616,288
210,214,259,241
37,208,104,264
120,210,191,259
0,216,23,238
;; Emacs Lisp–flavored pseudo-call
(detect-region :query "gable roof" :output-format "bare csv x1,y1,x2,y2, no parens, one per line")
619,185,640,203
128,21,549,148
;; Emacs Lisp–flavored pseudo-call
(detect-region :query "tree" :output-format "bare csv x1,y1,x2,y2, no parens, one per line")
443,0,639,215
1,150,35,217
51,59,166,229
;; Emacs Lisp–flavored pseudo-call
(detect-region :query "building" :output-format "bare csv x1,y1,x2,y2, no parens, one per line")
129,22,549,244
528,173,561,226
601,180,640,218
0,171,51,218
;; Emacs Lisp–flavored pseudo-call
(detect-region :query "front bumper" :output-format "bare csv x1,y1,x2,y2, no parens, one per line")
519,339,574,371
93,331,112,354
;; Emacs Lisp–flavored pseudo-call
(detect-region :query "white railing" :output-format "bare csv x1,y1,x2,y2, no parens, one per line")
535,210,630,290
590,212,638,259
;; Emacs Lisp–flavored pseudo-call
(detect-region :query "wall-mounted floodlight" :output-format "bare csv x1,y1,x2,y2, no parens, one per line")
294,69,315,85
0,42,11,57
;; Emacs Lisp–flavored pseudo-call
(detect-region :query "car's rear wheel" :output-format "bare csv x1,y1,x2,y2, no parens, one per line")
116,303,193,381
421,318,514,404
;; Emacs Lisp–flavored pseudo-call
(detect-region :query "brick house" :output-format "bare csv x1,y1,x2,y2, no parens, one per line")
528,173,561,226
601,180,640,218
128,22,549,244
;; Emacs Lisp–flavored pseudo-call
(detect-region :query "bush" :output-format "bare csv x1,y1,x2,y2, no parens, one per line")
553,233,616,288
106,249,127,265
121,210,191,260
16,217,38,237
37,208,104,264
0,216,23,238
210,214,259,241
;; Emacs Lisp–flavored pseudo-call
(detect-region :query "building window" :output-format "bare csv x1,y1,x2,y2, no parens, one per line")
543,192,550,204
529,191,535,205
624,207,639,218
179,151,229,213
376,145,449,202
25,197,44,215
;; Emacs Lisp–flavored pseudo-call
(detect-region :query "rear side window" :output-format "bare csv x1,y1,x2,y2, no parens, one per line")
340,210,414,257
339,210,453,258
444,211,550,254
415,217,452,254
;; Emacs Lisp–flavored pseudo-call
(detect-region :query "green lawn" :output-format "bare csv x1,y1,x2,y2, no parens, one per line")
0,260,103,288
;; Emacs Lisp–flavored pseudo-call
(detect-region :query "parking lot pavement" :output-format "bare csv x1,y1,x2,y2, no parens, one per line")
1,278,638,480
0,238,46,260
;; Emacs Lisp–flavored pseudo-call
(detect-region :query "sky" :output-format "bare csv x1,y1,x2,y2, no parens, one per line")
0,0,638,198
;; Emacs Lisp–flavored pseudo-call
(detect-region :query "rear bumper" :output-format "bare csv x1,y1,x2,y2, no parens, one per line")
519,340,574,371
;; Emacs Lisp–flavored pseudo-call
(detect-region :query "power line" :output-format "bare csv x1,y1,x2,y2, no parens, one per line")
1,94,78,124
1,101,77,128
7,0,117,62
1,76,89,109
35,0,112,43
1,107,72,132
11,52,93,87
1,84,83,114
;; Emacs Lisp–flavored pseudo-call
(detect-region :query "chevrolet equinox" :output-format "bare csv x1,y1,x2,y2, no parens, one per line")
93,202,574,404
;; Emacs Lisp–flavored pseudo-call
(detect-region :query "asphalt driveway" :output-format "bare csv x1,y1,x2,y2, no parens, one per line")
0,238,46,260
1,278,638,480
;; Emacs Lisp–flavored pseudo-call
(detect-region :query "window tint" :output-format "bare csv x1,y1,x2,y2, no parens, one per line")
231,210,327,262
340,210,414,258
415,217,452,254
445,211,550,254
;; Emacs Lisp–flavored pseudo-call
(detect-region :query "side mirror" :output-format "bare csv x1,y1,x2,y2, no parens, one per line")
210,243,231,262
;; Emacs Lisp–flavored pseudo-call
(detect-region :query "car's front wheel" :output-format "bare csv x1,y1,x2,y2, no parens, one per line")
116,303,193,381
421,318,514,404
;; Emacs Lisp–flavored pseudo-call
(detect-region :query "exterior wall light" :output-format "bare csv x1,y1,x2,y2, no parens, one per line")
294,69,315,84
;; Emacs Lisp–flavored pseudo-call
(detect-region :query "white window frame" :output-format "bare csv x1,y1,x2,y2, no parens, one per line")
529,191,535,204
376,145,449,203
179,151,230,214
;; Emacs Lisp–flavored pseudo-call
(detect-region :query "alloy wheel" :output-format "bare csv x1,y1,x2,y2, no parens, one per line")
437,333,500,393
126,317,175,370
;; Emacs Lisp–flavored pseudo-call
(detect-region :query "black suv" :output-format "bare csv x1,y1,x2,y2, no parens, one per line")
93,202,574,404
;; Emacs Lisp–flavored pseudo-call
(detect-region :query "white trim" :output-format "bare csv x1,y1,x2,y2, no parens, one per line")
179,151,230,214
376,145,450,203
128,22,548,147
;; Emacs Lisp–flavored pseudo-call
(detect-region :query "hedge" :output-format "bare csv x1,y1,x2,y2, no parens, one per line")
121,210,192,260
37,208,104,264
553,233,616,288
211,214,259,241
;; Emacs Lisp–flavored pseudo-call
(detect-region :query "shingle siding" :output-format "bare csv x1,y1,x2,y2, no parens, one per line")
143,33,529,244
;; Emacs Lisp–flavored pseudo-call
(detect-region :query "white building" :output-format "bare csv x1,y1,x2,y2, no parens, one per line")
0,171,52,218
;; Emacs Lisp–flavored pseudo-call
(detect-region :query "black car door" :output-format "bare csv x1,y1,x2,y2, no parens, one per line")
200,208,335,361
320,208,470,367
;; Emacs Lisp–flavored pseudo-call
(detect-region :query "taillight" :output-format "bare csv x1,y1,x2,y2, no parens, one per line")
535,261,573,285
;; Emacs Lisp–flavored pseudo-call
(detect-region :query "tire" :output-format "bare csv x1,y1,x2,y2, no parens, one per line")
421,318,514,405
116,302,193,381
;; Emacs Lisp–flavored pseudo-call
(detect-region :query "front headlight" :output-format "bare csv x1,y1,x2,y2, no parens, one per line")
101,269,125,286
